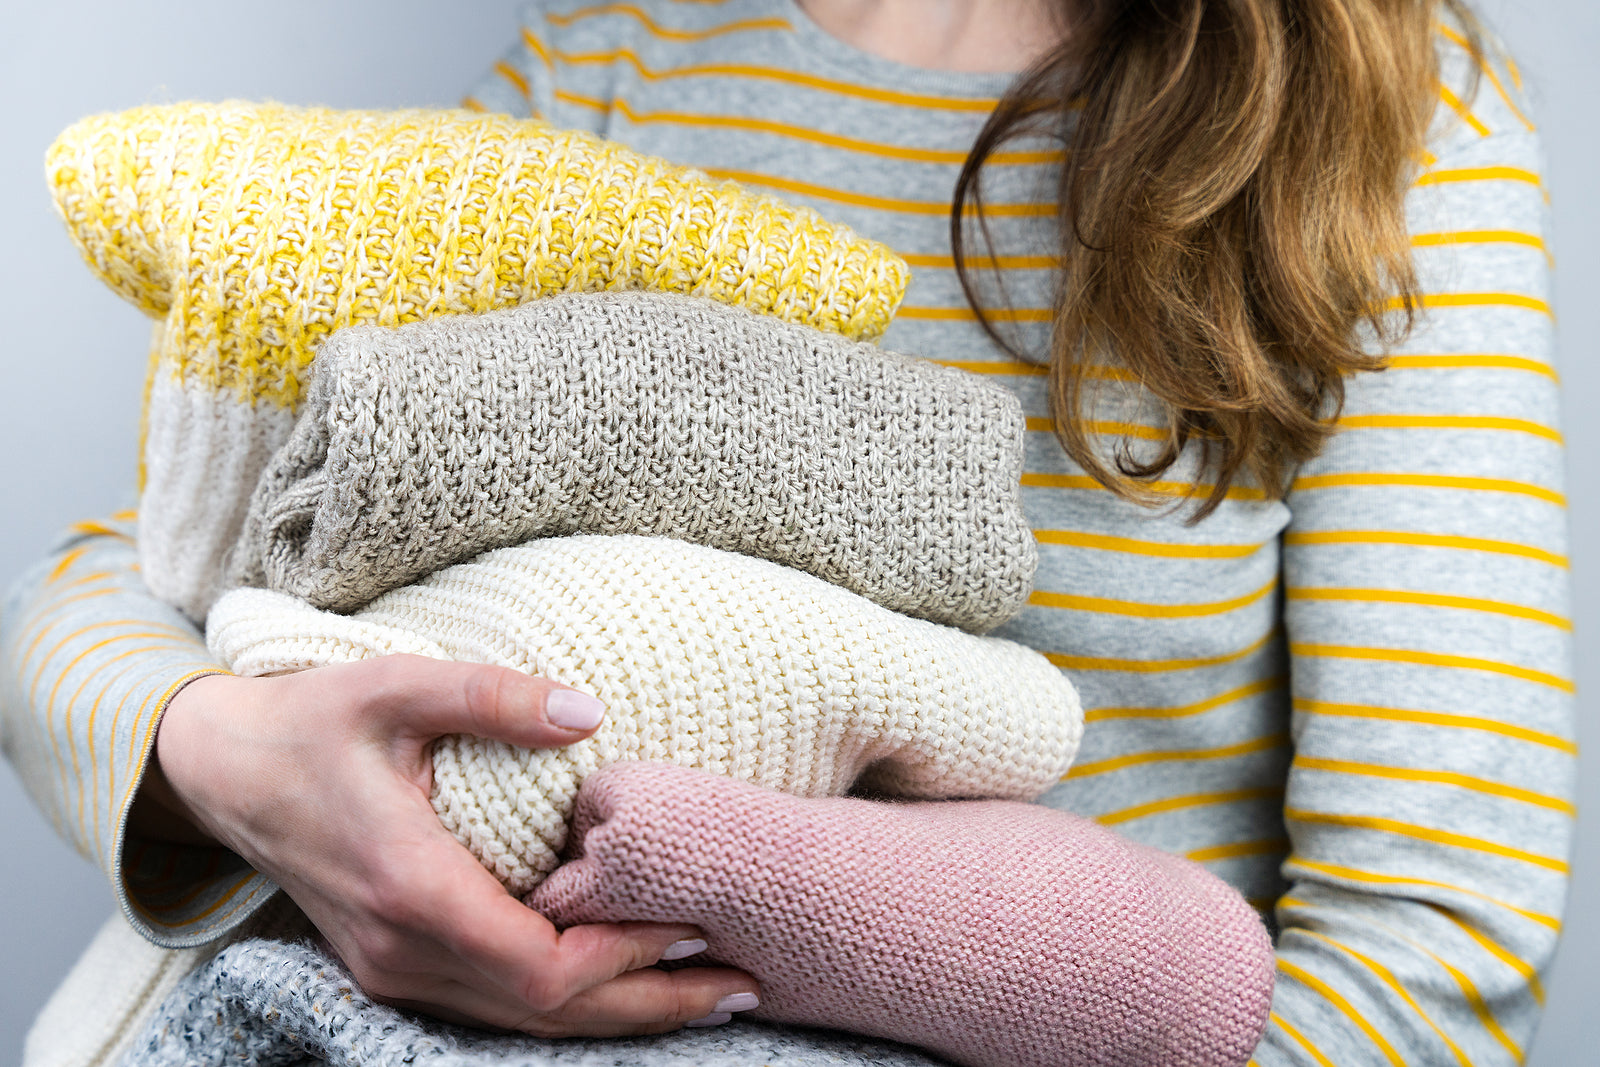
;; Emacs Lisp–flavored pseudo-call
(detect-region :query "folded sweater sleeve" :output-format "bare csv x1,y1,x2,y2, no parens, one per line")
0,514,277,948
1256,38,1574,1066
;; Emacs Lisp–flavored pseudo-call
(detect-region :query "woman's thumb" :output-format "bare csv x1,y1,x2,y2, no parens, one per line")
362,655,606,748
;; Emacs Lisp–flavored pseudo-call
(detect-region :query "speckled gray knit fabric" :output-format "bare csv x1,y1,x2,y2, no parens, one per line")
225,290,1036,632
118,936,948,1067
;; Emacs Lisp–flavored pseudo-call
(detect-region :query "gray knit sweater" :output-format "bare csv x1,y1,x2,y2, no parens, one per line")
227,290,1036,632
119,936,947,1067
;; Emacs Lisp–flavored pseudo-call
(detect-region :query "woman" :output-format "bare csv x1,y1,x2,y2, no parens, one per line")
3,0,1570,1063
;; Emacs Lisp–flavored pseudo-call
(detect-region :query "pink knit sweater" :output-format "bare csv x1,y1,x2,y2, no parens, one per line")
531,762,1275,1067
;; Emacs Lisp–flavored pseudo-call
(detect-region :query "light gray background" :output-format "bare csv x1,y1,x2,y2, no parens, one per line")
0,0,1592,1062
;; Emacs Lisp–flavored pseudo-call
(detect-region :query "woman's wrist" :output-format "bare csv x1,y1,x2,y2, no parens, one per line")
127,672,236,847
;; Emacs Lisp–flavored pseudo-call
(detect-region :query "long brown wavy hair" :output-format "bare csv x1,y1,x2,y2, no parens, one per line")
954,0,1485,517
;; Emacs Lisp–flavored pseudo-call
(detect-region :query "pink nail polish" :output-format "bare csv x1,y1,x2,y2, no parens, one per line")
546,689,605,730
660,938,708,961
685,1011,733,1028
714,992,759,1013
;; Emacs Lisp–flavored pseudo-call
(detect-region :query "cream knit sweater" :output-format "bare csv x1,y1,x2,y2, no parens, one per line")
209,535,1083,897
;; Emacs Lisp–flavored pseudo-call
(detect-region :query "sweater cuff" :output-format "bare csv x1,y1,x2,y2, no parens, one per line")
114,668,279,948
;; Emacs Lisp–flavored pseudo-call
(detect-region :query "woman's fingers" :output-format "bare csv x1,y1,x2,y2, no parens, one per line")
536,964,761,1035
375,964,757,1038
343,819,758,1032
436,864,710,1009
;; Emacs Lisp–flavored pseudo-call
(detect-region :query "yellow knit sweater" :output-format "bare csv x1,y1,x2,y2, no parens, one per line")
47,101,908,616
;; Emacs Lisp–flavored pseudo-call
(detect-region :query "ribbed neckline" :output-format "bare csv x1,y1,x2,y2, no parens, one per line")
780,0,1021,100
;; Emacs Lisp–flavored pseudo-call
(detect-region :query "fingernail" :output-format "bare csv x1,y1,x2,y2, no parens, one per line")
714,992,759,1013
546,689,605,730
685,1011,732,1028
660,938,707,961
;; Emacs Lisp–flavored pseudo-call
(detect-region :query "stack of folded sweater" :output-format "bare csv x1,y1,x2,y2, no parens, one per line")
206,287,1081,895
40,102,1272,1067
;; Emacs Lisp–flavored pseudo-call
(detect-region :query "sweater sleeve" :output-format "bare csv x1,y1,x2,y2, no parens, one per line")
1256,37,1574,1066
0,514,278,948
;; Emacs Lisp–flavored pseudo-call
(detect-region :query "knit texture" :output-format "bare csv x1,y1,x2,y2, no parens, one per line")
117,936,948,1067
47,101,908,618
25,898,313,1067
531,763,1277,1067
207,534,1083,896
229,290,1035,629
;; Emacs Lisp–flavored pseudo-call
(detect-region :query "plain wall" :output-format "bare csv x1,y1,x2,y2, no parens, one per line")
0,0,1593,1061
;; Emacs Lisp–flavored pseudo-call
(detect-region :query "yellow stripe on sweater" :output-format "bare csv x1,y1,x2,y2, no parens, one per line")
1284,808,1569,874
1035,529,1267,558
1293,755,1575,815
605,98,1059,164
900,252,1060,269
1023,473,1267,500
30,622,197,710
1049,628,1278,674
118,670,226,820
1290,642,1573,693
1026,417,1167,439
1284,529,1567,568
134,871,259,928
1428,945,1524,1060
1088,675,1284,723
1336,413,1562,443
1293,698,1576,754
1415,165,1542,189
1388,291,1553,317
699,166,1052,215
45,547,91,584
1285,922,1475,1067
11,589,121,679
1412,229,1553,267
1437,22,1537,132
62,644,184,852
68,520,134,541
927,359,1046,376
1031,577,1276,619
1412,228,1545,251
1295,899,1528,1063
1066,731,1289,780
1287,586,1570,630
899,305,1053,321
1285,855,1561,931
1289,472,1565,507
1384,353,1559,381
494,59,532,102
1096,785,1284,826
547,2,791,40
1277,958,1407,1067
1185,836,1289,863
1268,1011,1339,1067
1439,83,1491,137
83,659,162,865
538,35,1002,111
106,662,198,842
1434,903,1547,1005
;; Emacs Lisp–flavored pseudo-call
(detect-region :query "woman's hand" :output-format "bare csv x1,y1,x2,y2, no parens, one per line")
136,656,759,1035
